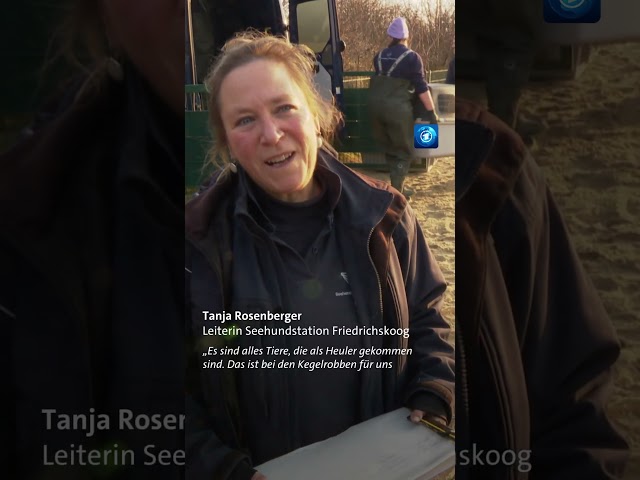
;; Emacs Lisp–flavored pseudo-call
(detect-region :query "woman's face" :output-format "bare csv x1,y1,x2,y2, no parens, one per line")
101,0,184,115
219,60,321,203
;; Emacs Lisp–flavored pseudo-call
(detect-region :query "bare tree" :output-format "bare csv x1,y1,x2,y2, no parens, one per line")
336,0,454,73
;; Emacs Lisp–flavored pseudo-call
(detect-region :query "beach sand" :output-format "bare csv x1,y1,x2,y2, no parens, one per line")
453,41,640,477
522,42,640,478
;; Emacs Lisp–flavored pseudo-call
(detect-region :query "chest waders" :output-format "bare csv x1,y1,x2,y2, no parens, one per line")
458,0,541,135
368,49,415,195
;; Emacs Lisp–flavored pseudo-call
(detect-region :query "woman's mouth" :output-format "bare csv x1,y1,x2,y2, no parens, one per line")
265,152,294,167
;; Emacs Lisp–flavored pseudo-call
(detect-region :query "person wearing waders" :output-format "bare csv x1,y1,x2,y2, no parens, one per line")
368,17,438,199
456,0,545,145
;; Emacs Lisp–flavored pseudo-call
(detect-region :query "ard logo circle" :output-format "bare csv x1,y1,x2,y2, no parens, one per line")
548,0,594,19
416,125,438,148
420,129,433,143
560,0,585,8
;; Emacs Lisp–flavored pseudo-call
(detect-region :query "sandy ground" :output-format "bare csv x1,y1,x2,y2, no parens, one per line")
522,42,640,478
456,42,640,477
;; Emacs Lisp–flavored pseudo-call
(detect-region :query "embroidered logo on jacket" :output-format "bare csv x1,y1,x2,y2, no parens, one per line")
336,272,352,296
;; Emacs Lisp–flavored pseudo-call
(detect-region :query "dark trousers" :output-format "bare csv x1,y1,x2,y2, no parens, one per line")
478,42,535,128
457,0,542,127
368,75,415,192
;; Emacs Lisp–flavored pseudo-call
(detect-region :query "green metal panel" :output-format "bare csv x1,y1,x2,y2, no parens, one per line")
339,79,379,153
185,110,214,188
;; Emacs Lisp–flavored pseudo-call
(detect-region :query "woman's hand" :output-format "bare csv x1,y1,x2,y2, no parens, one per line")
409,409,425,424
251,472,268,480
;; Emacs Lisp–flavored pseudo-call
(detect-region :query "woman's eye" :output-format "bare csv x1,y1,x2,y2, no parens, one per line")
236,116,253,126
277,104,295,113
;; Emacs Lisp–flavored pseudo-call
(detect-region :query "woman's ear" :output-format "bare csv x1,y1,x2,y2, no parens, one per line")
227,144,236,162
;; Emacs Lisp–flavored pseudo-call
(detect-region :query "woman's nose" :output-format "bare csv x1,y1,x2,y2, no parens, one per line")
259,117,284,145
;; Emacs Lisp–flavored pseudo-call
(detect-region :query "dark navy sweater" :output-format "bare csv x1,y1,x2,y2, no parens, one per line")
372,44,429,94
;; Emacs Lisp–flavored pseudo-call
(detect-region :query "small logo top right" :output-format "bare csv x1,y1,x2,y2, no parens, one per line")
544,0,601,23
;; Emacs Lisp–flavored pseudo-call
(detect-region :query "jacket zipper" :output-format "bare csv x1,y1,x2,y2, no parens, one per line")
483,236,517,472
367,226,384,318
365,198,405,371
369,226,407,377
481,321,518,480
386,271,404,372
455,326,470,421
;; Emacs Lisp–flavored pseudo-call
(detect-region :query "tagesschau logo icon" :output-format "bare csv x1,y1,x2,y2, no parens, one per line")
414,124,438,149
544,0,600,23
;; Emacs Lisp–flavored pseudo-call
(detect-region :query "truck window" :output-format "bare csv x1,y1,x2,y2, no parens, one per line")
296,1,331,54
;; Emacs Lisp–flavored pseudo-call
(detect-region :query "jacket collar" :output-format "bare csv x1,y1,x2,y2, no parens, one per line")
455,119,494,203
454,99,530,349
185,145,408,243
0,77,123,230
0,62,181,231
455,99,528,232
0,65,180,341
318,147,406,232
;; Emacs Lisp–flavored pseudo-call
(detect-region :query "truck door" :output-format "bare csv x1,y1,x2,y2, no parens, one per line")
187,1,343,102
187,0,287,83
289,0,345,110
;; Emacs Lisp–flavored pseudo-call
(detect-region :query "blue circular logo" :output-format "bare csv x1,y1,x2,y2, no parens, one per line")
547,0,594,19
415,125,438,148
